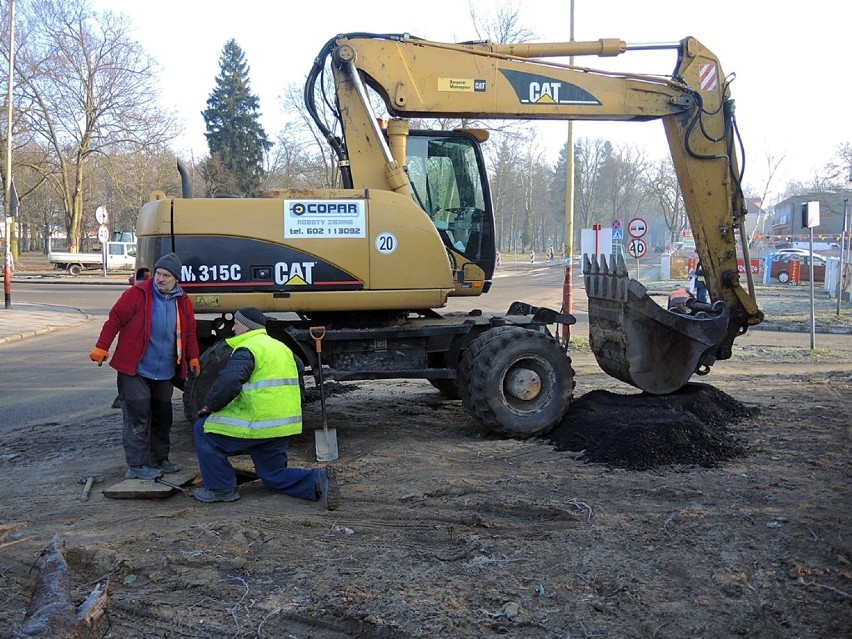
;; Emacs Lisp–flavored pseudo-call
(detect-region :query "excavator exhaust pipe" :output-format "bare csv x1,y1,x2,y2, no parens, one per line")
583,254,730,395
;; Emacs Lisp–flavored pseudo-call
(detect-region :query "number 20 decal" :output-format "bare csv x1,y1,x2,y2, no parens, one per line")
375,232,397,255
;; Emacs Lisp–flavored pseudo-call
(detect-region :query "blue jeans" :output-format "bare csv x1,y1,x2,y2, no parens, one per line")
193,418,320,501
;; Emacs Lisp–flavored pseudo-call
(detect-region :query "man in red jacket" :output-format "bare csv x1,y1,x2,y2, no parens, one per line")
90,252,201,480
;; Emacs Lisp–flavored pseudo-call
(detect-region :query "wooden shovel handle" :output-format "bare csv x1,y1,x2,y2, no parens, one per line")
309,326,326,354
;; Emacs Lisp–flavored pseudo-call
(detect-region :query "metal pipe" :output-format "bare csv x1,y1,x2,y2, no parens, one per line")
809,227,815,349
341,58,394,166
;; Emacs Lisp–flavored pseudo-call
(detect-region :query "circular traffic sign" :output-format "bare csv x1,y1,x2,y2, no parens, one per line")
97,224,110,243
95,206,109,225
628,217,647,238
627,237,647,259
612,218,622,231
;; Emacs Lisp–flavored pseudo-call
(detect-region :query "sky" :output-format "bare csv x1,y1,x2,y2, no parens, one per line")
95,0,852,200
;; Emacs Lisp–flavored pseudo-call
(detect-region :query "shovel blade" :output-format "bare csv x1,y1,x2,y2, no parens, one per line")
583,253,731,394
315,426,339,462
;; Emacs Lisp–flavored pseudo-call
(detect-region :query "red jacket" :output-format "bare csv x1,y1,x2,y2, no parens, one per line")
96,279,199,380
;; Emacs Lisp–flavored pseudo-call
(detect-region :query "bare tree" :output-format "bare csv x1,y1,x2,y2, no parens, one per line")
825,142,852,187
92,150,182,234
598,143,650,223
645,157,685,245
573,137,612,229
747,150,785,246
9,0,176,252
486,136,525,252
278,81,340,189
469,0,535,43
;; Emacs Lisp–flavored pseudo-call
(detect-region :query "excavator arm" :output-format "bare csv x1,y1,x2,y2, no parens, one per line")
306,33,763,393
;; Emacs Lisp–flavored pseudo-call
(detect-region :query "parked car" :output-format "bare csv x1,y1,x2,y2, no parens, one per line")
769,253,826,284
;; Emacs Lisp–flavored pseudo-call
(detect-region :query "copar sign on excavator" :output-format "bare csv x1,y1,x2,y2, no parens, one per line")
135,32,762,439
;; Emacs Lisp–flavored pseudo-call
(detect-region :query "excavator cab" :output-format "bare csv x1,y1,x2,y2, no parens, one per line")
403,130,497,283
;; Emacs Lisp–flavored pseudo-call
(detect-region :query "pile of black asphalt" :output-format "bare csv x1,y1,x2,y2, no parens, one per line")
549,383,755,470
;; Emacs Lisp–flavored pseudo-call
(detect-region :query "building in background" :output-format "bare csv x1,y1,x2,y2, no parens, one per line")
770,191,851,250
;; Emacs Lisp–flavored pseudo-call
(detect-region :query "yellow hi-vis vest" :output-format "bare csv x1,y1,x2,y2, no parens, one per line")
204,329,302,439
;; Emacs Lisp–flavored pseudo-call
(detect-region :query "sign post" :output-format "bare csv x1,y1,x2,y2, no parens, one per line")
96,206,110,277
802,201,820,348
627,217,648,280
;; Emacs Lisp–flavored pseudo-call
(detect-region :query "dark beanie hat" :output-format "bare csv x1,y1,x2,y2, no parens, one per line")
154,252,182,280
234,307,267,331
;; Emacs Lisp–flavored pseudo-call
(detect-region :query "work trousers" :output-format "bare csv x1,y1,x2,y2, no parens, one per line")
117,373,174,467
193,418,319,501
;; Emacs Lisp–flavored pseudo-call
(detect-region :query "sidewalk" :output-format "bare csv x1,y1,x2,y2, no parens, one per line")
0,302,94,345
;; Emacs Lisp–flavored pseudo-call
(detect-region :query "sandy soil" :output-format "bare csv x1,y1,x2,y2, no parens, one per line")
2,325,851,637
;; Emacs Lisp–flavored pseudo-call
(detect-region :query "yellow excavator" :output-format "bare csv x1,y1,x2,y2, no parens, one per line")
136,32,763,438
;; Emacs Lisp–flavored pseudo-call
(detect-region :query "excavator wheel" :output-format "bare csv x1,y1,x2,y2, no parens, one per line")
182,340,233,422
457,326,574,439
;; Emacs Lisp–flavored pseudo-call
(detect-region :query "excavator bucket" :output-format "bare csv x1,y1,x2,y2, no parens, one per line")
583,254,731,395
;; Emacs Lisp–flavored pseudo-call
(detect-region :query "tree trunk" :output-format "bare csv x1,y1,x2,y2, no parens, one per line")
17,534,110,638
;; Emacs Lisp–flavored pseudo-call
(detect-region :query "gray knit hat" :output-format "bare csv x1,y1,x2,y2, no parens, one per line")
234,307,267,331
154,252,182,280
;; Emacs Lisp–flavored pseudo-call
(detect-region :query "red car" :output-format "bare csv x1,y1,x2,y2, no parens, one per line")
769,253,826,284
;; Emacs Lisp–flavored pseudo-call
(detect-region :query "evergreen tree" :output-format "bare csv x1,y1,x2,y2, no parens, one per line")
202,39,271,196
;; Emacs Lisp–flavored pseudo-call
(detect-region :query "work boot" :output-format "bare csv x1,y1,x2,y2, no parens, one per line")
193,485,240,503
156,460,181,474
125,465,162,480
316,466,340,511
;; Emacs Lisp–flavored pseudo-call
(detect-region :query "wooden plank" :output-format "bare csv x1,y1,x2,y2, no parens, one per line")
101,473,196,500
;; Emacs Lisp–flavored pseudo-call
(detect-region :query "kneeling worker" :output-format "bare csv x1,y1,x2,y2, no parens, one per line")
193,307,339,509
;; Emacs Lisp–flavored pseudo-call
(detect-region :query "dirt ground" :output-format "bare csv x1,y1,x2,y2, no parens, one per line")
2,299,852,636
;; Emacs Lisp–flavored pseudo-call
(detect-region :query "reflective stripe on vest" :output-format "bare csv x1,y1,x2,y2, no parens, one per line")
204,329,303,439
243,378,300,391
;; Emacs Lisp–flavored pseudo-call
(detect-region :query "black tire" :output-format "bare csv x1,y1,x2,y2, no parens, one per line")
457,326,519,415
68,264,82,276
458,326,574,438
182,340,233,422
777,271,789,284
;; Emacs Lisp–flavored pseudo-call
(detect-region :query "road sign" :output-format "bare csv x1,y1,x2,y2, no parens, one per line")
97,224,110,243
612,229,624,241
612,218,622,231
627,237,648,259
628,217,647,238
95,206,109,225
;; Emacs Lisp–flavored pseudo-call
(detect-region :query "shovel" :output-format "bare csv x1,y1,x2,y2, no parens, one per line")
309,326,338,462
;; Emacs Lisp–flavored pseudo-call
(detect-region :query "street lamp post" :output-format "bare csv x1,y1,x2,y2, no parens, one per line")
561,0,575,345
839,198,849,316
3,0,15,310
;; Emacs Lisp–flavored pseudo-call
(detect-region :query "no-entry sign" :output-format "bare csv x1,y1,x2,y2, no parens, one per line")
628,217,647,238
